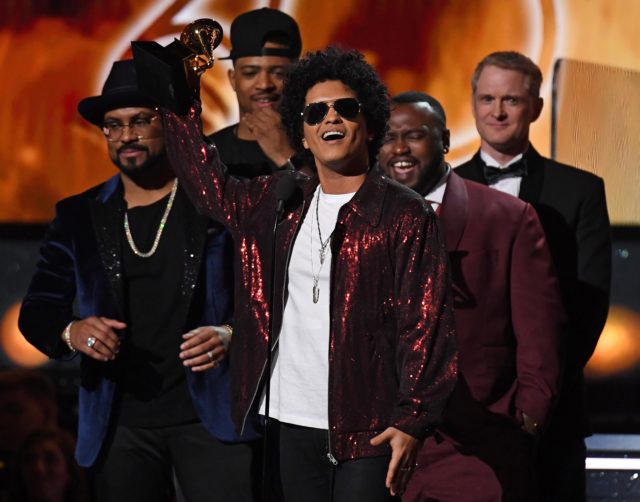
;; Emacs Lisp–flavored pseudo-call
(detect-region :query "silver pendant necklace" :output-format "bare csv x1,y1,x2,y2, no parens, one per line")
316,187,333,264
124,178,178,258
310,187,333,303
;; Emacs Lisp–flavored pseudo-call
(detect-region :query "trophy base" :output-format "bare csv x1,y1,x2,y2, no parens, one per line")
131,40,198,115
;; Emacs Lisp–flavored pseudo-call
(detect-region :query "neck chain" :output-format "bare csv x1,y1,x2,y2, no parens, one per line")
315,187,333,264
310,187,334,303
124,178,178,258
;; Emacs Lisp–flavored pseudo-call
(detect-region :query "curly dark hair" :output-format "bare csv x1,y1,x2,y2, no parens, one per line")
280,46,389,167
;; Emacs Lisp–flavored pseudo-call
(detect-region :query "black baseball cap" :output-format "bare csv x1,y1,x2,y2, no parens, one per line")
221,8,301,61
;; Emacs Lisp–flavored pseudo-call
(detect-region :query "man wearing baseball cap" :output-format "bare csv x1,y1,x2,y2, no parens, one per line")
210,8,303,178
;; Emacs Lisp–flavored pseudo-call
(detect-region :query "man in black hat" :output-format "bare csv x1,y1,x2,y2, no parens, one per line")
19,59,260,502
209,7,303,178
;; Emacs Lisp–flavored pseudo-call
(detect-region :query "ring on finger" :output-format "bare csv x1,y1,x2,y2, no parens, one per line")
207,350,214,361
86,336,97,349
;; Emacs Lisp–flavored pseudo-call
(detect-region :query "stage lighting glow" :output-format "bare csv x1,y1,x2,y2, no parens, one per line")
0,302,48,368
586,305,640,378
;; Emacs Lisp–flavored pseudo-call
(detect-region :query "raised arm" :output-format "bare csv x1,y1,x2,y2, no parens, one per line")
161,104,273,234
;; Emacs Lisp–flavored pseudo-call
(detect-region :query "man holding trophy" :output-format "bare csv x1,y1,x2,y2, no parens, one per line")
19,47,261,502
136,10,458,497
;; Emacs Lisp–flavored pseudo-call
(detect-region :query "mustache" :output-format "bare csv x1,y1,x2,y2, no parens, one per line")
117,145,149,155
251,93,279,99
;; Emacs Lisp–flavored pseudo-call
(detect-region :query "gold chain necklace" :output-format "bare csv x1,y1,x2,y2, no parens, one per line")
123,178,178,258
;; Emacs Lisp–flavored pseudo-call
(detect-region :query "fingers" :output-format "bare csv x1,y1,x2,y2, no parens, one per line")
100,317,127,330
242,113,273,139
390,458,416,496
242,111,293,166
243,108,279,129
180,326,226,371
243,110,286,140
386,449,401,491
369,428,391,446
370,427,419,496
388,445,418,496
70,316,123,362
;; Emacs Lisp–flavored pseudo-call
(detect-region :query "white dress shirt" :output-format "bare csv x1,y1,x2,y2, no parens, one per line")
423,164,451,212
480,150,525,197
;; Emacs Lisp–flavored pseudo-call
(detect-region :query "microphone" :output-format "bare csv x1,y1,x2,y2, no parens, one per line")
275,174,296,213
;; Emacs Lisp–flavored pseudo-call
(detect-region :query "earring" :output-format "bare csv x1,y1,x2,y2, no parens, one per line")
443,146,450,154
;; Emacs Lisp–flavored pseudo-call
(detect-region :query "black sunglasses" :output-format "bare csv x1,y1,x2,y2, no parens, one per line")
301,98,361,125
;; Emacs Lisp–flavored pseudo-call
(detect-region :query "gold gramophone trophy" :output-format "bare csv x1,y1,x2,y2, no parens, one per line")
131,19,223,114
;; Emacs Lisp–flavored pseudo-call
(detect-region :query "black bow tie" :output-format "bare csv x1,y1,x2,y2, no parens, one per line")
483,159,528,185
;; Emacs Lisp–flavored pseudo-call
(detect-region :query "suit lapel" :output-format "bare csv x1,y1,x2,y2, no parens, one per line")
518,146,545,204
89,175,126,318
179,189,208,311
439,171,468,252
459,152,486,184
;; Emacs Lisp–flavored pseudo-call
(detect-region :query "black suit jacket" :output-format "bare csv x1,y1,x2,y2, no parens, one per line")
455,146,611,435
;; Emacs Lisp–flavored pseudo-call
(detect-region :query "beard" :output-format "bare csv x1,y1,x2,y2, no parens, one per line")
111,146,167,181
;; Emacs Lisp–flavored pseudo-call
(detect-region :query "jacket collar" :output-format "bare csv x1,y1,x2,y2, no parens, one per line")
89,174,126,317
518,145,545,203
294,165,386,227
95,174,122,204
346,165,387,227
439,171,468,251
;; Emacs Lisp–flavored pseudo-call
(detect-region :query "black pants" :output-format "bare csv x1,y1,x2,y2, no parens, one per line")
93,422,259,502
278,422,398,502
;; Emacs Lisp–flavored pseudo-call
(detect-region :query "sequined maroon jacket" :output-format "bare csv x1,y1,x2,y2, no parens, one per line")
163,108,458,461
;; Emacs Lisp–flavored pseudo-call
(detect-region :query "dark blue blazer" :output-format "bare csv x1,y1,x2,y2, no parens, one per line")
19,175,260,467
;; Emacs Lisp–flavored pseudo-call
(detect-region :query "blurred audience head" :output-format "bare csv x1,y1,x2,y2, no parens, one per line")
0,369,58,454
11,428,88,502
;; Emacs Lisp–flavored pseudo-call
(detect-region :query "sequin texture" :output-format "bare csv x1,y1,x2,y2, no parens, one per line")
162,106,458,461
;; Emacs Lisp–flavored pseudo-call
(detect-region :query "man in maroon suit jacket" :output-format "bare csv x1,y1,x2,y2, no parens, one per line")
379,91,566,501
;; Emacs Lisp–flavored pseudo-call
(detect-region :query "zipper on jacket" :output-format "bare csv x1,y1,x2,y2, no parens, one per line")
240,199,306,435
325,214,344,468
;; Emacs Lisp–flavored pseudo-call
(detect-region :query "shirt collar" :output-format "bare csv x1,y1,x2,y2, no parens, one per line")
423,164,451,204
480,150,524,169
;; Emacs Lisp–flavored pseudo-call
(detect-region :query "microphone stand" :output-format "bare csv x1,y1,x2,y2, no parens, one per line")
261,197,286,502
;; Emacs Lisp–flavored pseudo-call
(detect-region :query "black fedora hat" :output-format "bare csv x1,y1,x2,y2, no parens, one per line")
221,8,301,60
77,59,159,125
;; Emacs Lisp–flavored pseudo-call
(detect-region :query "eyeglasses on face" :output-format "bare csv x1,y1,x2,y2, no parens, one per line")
101,115,160,142
301,98,361,126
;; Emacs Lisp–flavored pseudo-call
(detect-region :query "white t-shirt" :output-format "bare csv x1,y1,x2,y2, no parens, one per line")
259,185,355,429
